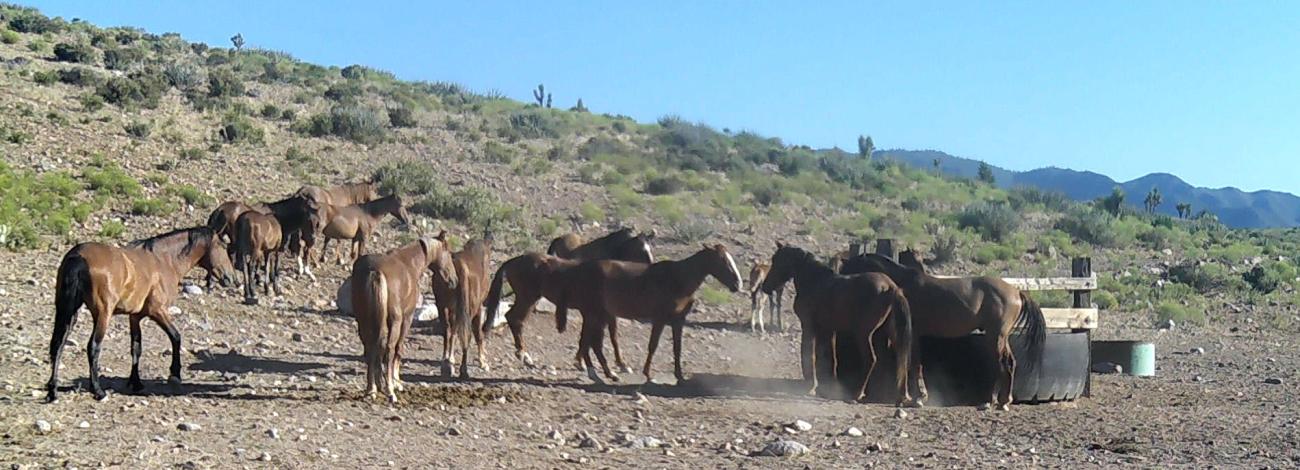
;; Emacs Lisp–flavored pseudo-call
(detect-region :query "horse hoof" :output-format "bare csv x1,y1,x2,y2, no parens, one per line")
243,297,259,306
606,374,621,383
45,391,58,403
977,402,993,411
459,370,471,380
909,399,925,409
387,394,398,404
998,403,1010,412
618,365,633,375
440,363,454,377
586,368,603,384
93,390,108,401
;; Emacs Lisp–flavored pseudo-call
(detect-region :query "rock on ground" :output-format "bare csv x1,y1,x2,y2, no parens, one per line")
756,440,810,457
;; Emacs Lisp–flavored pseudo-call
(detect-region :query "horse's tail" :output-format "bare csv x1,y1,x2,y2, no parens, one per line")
51,250,90,361
554,294,569,333
890,288,914,396
454,265,473,363
1016,291,1047,371
483,255,513,336
368,271,395,385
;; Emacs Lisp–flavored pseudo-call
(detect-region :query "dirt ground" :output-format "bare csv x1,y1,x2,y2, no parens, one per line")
2,244,1298,470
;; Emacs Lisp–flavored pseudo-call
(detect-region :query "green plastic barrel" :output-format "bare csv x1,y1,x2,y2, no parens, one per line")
1091,340,1155,377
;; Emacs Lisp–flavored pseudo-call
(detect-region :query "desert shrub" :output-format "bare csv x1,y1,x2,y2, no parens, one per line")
971,243,1017,264
130,197,172,216
411,187,514,230
1137,225,1178,250
644,174,685,195
7,13,62,34
744,178,787,207
299,104,388,145
578,202,605,223
481,141,517,164
31,70,56,85
96,71,165,109
261,60,291,82
79,93,104,111
102,47,144,71
1009,186,1070,211
1242,261,1297,294
506,110,564,139
373,161,439,195
163,62,205,90
1,29,19,45
387,104,417,127
957,202,1019,242
280,108,296,121
98,220,126,239
931,230,962,265
123,120,151,139
260,103,281,119
535,218,560,238
1156,301,1205,326
696,285,732,306
1093,289,1118,310
670,219,715,243
218,113,264,144
207,68,245,98
324,81,363,101
1030,290,1071,309
53,42,96,64
82,161,141,197
0,164,98,250
1055,207,1120,247
168,184,209,206
1168,261,1241,294
57,67,102,87
179,147,205,161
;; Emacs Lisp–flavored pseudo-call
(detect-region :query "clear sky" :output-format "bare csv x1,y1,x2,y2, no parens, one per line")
22,1,1300,194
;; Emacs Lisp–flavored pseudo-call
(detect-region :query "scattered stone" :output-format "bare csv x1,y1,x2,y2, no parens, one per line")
1157,319,1176,330
843,427,864,438
446,427,463,436
33,420,52,434
579,436,602,450
182,285,203,296
1264,378,1284,385
258,452,272,462
291,333,305,342
76,421,89,429
790,420,812,432
168,306,182,316
177,422,201,431
152,436,167,443
894,408,909,419
756,440,810,457
627,436,662,449
1092,362,1123,374
266,428,280,439
867,442,889,453
1190,347,1205,355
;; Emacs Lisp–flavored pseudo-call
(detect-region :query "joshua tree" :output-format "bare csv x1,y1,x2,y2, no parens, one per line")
1176,202,1192,219
857,135,874,160
932,157,941,173
1102,187,1126,217
533,84,551,108
977,161,995,184
571,98,588,113
1144,187,1163,214
230,33,244,52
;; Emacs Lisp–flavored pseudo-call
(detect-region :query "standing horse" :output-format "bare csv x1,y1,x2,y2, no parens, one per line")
747,261,785,334
296,181,379,267
350,233,457,403
839,253,1047,410
206,201,259,243
231,211,283,305
431,236,493,378
129,227,235,290
759,244,916,406
318,194,411,265
557,244,744,384
47,227,224,401
483,238,654,370
546,227,656,262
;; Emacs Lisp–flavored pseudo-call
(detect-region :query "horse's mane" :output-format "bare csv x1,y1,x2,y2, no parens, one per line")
129,226,214,255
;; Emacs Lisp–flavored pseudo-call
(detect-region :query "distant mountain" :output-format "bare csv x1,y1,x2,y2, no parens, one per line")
875,149,1300,228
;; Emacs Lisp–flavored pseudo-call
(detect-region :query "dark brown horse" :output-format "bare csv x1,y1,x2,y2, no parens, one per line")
206,201,259,243
546,227,656,262
129,226,235,290
556,244,744,384
318,194,411,265
759,244,916,406
231,211,283,305
431,236,493,378
47,227,223,401
839,253,1047,410
350,234,457,402
296,181,379,266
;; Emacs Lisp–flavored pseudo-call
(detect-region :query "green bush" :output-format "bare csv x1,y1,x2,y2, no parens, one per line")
696,285,733,306
1156,301,1205,326
482,141,518,164
179,147,205,161
578,202,605,223
373,161,439,195
123,120,151,139
0,164,99,250
79,93,105,112
168,184,209,206
1168,261,1241,294
280,108,296,121
207,68,245,98
8,13,62,34
31,70,57,85
98,220,126,239
96,70,166,108
57,67,102,87
53,42,96,64
535,218,560,238
130,197,172,216
1,29,19,45
957,202,1019,242
163,62,205,90
971,243,1017,264
260,103,281,119
1242,261,1297,294
102,47,144,71
387,104,417,127
299,104,389,145
218,113,264,144
644,174,685,195
411,187,514,230
1093,289,1118,310
1055,207,1121,247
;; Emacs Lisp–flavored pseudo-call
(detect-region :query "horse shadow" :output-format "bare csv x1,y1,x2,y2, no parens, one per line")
55,378,244,400
431,373,827,402
189,349,331,375
685,320,758,333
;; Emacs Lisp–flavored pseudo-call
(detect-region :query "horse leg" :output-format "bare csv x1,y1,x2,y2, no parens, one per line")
812,327,836,398
441,302,456,377
855,329,879,403
242,253,257,305
127,315,145,392
799,328,816,393
578,316,606,383
996,335,1016,410
151,309,184,387
670,314,688,384
83,310,111,400
607,318,631,374
642,320,666,383
46,295,83,402
588,313,618,382
749,290,761,334
318,237,332,264
473,314,489,373
978,333,1003,411
505,294,537,366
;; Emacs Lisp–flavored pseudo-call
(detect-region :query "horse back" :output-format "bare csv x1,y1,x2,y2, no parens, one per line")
72,243,170,313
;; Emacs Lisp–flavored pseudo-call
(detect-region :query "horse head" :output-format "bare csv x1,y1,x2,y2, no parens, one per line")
422,231,457,290
700,243,743,293
761,242,806,294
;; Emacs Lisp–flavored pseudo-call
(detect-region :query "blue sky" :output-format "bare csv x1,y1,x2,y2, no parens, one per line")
23,1,1300,194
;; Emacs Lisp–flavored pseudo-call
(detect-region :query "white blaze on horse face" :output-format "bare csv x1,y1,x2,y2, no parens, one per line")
642,241,654,263
724,251,743,292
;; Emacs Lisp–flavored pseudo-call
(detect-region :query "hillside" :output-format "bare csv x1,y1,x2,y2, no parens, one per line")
879,149,1300,228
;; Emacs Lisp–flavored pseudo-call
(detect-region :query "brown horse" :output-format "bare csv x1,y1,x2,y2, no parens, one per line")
296,181,379,265
556,244,744,384
350,233,457,402
47,227,223,401
206,201,259,243
231,211,283,305
747,261,785,334
546,227,656,262
839,253,1047,410
431,236,493,378
129,227,235,290
318,194,411,265
759,244,916,406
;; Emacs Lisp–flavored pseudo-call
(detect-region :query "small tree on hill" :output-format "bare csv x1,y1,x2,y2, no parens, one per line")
857,135,874,160
570,98,588,113
932,157,941,173
1144,187,1162,214
977,161,995,185
533,84,551,108
1176,202,1192,219
230,33,244,52
1101,187,1125,217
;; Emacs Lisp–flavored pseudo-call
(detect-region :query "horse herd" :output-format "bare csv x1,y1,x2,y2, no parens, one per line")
44,178,1048,412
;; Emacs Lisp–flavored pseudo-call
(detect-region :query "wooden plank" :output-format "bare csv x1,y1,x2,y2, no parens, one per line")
1041,307,1098,330
928,274,1099,291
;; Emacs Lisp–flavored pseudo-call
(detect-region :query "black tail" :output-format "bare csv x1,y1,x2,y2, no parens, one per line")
1016,291,1047,371
482,256,514,335
891,289,914,393
554,295,569,333
51,252,90,363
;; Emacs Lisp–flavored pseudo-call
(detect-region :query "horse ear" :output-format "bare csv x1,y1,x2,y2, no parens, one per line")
701,243,710,251
435,229,448,241
715,244,726,251
775,240,785,249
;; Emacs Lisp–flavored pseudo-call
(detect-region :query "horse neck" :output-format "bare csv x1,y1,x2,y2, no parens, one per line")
876,258,924,288
664,251,714,295
361,197,396,220
158,239,207,279
790,256,836,291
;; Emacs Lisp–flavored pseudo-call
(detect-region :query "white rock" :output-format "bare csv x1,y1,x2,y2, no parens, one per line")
1190,347,1205,355
628,436,662,449
182,285,204,296
756,440,810,457
1157,319,1176,330
266,428,280,439
844,427,864,437
34,420,52,434
168,306,182,316
177,422,201,431
415,305,439,322
579,436,602,449
77,421,89,429
894,408,909,419
259,452,272,462
791,420,812,432
1091,362,1123,374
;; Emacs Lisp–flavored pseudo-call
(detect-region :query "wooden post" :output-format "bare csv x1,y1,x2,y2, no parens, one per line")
1071,256,1093,398
849,242,863,257
876,239,895,259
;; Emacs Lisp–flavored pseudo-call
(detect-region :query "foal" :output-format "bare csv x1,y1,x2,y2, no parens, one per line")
558,244,744,384
350,233,457,403
432,237,493,378
231,211,283,305
319,194,411,265
747,261,785,334
47,227,223,401
760,244,916,406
